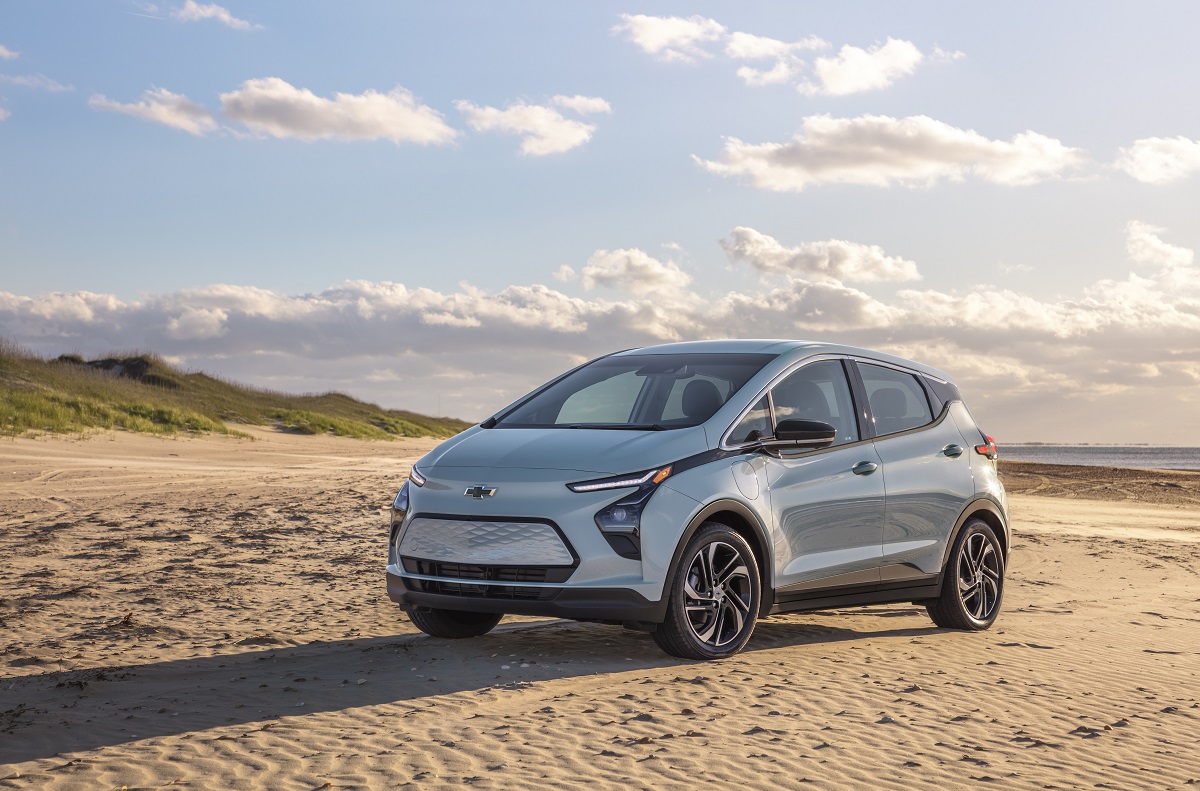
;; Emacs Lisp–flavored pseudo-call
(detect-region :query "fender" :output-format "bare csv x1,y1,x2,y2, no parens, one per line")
941,495,1009,567
662,498,776,618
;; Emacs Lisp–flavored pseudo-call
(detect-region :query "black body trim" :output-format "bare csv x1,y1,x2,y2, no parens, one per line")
387,571,669,625
769,577,943,615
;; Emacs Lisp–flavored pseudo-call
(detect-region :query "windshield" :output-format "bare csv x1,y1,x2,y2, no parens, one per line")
496,353,777,430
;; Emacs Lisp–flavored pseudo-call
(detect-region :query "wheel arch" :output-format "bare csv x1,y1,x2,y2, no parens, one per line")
943,496,1009,567
665,499,775,618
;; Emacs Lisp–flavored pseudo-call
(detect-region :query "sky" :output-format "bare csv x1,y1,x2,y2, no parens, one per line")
2,2,1200,443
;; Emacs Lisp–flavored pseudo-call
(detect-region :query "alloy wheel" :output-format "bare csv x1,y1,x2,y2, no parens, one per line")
682,541,754,648
957,531,1001,621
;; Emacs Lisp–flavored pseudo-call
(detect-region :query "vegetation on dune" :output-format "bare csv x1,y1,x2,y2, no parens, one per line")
0,338,473,440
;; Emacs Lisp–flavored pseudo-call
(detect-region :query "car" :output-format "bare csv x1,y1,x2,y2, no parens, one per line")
386,339,1008,660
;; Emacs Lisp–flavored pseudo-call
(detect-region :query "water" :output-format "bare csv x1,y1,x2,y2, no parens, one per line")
1000,445,1200,471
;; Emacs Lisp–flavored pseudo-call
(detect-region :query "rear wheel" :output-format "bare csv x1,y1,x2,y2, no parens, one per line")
653,522,760,660
926,519,1004,630
408,607,503,639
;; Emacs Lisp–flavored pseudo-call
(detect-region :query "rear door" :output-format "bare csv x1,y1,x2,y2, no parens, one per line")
854,362,976,582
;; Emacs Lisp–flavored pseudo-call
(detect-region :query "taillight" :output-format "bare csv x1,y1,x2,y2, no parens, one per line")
975,434,998,460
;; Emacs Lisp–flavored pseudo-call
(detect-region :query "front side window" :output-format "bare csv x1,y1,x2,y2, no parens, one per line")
726,359,859,447
771,360,859,447
497,353,776,430
857,362,933,436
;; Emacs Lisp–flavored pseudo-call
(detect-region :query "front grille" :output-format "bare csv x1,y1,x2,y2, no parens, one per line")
400,557,572,600
397,517,575,566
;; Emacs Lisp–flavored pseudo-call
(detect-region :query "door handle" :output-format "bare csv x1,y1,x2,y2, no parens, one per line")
942,444,964,457
852,461,878,475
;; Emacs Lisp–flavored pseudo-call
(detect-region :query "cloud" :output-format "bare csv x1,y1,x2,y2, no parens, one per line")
696,114,1087,191
612,14,726,63
1126,220,1193,271
88,87,218,136
799,38,924,96
0,107,8,123
0,44,19,60
172,0,261,30
577,249,694,295
1115,136,1200,184
551,95,612,115
4,224,1198,442
221,78,456,144
0,73,72,92
615,16,948,94
456,100,599,155
724,32,829,60
720,227,921,283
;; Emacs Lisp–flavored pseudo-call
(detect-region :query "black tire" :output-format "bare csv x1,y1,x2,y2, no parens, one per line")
652,522,761,660
926,518,1005,630
407,607,503,639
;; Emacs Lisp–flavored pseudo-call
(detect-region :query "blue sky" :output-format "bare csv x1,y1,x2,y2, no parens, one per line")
3,2,1200,442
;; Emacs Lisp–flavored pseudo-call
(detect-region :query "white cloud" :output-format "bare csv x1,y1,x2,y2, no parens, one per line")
0,44,19,60
173,0,261,30
615,16,951,94
0,107,9,123
551,95,612,115
88,87,218,136
724,32,828,60
736,61,800,87
221,78,456,145
1126,220,1193,270
697,114,1087,191
0,73,72,92
1115,136,1200,184
721,227,921,283
612,14,726,63
800,38,924,96
579,249,693,295
456,100,597,155
166,306,228,340
4,224,1198,442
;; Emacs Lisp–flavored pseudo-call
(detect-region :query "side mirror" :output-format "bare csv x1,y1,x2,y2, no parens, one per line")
769,419,837,448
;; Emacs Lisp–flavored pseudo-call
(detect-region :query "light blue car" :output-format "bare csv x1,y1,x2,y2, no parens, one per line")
387,339,1008,659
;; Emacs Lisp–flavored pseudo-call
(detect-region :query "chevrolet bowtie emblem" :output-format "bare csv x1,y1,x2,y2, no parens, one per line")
464,485,497,499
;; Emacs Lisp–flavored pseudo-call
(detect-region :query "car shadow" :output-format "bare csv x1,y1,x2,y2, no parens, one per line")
1,611,943,765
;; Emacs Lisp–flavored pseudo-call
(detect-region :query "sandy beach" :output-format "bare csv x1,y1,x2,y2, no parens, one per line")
1,430,1198,790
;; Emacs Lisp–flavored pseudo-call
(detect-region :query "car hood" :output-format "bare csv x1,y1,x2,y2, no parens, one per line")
422,425,710,476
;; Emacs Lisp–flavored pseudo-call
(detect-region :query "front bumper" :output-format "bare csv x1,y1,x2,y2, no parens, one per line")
386,570,668,625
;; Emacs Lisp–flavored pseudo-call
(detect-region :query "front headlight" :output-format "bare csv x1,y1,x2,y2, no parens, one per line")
567,466,673,561
392,480,411,522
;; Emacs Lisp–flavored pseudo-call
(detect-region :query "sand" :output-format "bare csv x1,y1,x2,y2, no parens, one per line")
1,432,1198,789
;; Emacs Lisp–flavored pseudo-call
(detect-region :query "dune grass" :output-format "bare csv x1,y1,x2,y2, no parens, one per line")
0,338,472,440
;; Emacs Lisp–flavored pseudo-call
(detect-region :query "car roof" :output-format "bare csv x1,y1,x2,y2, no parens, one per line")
613,339,955,383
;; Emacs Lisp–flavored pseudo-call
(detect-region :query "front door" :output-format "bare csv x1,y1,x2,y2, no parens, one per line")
752,359,886,592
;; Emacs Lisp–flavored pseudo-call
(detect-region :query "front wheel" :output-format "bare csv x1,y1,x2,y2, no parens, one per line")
653,522,761,660
926,519,1005,630
407,607,503,639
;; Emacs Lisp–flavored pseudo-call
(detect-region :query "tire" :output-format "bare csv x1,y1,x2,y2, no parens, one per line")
407,607,503,639
926,518,1005,630
652,522,761,660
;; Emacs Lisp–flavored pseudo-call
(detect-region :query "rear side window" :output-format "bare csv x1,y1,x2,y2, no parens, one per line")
858,363,933,436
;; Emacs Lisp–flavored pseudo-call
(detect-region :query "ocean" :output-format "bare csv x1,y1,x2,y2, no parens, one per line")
1000,445,1200,471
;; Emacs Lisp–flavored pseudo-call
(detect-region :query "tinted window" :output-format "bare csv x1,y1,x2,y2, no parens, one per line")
858,363,933,436
771,360,859,447
498,353,776,430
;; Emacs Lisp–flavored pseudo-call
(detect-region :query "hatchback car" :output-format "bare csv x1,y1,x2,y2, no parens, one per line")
387,340,1007,660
